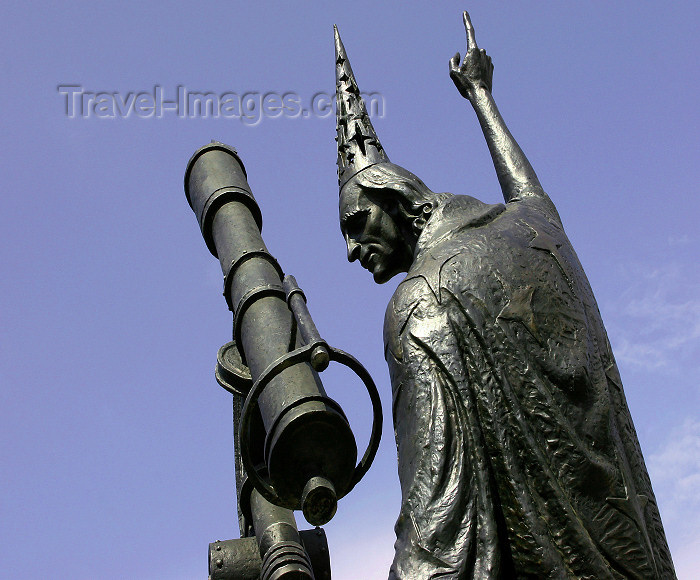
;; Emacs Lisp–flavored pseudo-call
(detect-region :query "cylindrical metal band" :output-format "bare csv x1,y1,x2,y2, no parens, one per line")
184,142,248,204
200,186,262,258
263,394,348,466
184,142,261,258
224,252,284,311
283,275,307,307
233,284,286,365
285,287,306,307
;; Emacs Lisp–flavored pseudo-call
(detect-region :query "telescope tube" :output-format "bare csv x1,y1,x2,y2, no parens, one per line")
185,142,357,524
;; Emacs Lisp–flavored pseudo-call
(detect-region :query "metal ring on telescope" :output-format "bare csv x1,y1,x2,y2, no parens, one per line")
326,347,383,492
232,284,286,366
238,340,383,510
199,185,262,259
223,251,284,312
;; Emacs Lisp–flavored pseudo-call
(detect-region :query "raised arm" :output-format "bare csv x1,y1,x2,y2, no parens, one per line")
449,11,544,203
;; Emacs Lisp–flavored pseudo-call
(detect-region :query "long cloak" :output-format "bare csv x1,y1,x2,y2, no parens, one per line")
384,191,676,579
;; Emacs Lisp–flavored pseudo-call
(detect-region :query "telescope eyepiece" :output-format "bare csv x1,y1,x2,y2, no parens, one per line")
301,476,337,526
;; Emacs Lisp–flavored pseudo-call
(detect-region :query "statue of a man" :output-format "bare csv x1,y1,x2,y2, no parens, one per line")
335,12,677,579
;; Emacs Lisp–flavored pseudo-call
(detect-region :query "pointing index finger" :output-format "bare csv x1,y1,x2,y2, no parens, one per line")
463,10,477,51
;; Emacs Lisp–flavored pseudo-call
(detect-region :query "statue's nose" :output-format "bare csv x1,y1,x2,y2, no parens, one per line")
346,239,361,262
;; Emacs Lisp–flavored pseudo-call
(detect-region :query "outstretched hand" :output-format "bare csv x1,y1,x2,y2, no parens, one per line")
449,11,493,100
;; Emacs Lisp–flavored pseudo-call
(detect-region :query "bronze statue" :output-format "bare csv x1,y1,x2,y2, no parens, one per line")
335,12,677,579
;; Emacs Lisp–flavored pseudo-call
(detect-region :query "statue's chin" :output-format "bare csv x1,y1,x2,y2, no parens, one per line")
371,258,410,284
372,267,395,285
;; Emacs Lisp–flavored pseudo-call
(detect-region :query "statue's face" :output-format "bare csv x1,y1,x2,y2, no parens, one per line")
339,181,413,284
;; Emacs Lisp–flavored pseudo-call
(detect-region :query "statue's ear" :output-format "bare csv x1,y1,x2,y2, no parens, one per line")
411,203,433,236
412,217,426,236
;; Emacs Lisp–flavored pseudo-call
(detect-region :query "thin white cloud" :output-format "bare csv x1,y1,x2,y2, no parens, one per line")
605,262,700,372
667,234,691,247
672,535,700,580
648,418,700,579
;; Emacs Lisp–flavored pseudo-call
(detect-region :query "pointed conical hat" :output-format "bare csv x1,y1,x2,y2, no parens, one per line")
335,26,390,189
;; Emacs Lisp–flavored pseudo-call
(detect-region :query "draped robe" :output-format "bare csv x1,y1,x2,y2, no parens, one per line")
384,191,676,579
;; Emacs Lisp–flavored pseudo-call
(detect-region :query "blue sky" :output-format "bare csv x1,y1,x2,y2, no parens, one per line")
1,1,698,578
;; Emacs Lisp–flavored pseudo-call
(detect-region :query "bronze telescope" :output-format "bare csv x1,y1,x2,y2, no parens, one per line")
184,142,381,579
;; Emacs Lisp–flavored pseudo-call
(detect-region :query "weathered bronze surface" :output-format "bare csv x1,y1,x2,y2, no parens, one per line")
184,142,382,578
336,12,677,579
209,527,331,580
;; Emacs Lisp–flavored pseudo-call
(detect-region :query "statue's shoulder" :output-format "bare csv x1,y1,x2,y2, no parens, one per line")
383,244,465,355
383,271,443,361
442,194,506,228
385,276,433,335
507,187,563,226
